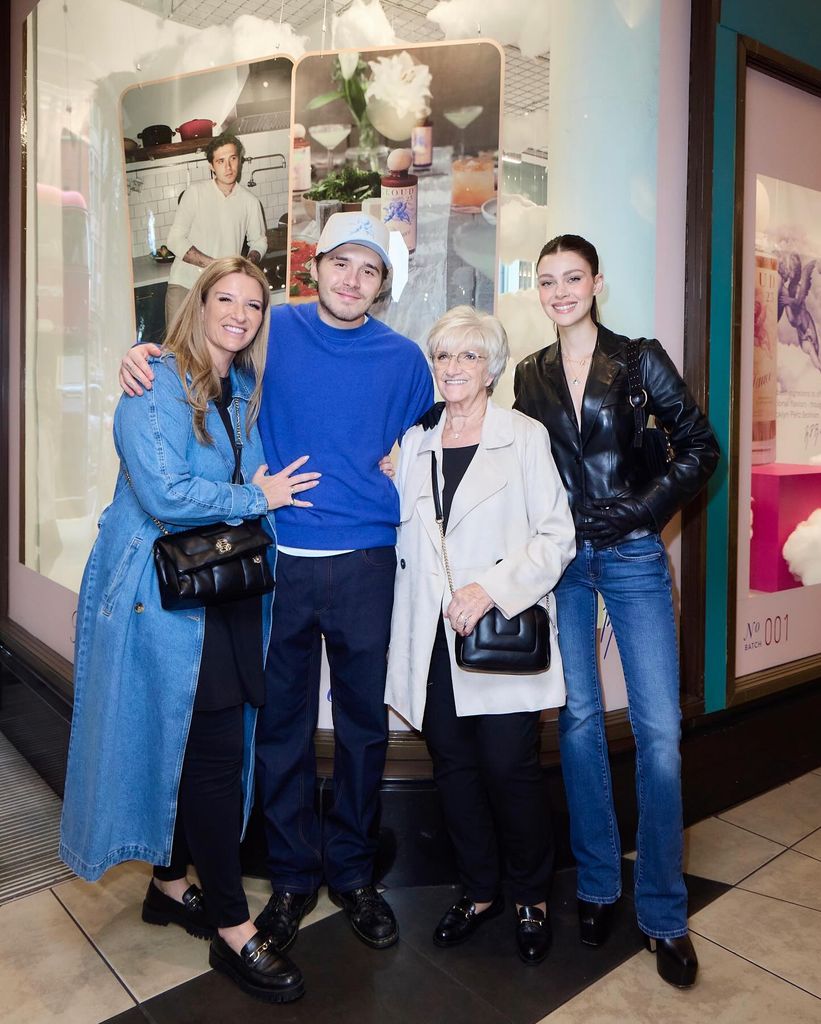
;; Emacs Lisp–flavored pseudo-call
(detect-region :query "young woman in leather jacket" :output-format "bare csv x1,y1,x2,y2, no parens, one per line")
514,234,719,988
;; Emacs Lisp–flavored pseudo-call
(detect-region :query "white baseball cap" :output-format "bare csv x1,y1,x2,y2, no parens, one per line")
314,211,410,301
315,212,392,270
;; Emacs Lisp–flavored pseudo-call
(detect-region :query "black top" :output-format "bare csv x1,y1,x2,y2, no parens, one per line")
195,377,264,711
434,444,478,645
442,444,478,531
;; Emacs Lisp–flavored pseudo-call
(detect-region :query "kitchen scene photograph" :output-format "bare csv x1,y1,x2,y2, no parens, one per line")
288,40,503,343
121,55,293,345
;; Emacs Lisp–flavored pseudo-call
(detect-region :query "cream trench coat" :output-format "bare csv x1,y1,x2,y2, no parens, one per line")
385,401,576,730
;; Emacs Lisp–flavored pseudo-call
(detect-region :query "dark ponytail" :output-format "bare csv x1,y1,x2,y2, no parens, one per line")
538,234,601,325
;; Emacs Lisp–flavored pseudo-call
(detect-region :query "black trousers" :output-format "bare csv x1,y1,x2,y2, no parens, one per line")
153,705,249,928
422,621,554,905
256,548,396,893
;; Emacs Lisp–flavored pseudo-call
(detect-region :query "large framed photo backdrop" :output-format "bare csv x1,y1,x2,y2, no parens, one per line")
728,42,821,701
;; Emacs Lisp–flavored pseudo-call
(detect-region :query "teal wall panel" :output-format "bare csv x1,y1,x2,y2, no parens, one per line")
722,0,821,68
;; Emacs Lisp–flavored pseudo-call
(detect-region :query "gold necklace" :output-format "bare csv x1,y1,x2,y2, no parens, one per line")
562,353,591,387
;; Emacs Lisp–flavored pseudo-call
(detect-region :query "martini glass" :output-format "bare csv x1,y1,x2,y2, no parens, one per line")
308,122,352,174
443,105,483,157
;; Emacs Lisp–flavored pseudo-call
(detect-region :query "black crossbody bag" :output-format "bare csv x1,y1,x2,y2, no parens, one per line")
128,398,274,611
430,451,550,674
625,338,675,479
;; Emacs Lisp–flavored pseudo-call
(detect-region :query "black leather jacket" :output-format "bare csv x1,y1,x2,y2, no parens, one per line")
513,325,719,540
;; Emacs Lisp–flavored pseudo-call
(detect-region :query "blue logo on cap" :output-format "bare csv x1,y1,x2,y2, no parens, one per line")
351,216,375,238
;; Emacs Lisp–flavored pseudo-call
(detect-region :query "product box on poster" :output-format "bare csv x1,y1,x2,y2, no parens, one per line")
750,463,821,591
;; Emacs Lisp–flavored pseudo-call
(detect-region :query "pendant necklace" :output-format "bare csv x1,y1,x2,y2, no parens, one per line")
563,352,592,387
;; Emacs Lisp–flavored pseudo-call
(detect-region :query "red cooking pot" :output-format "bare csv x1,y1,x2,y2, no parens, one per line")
176,119,217,141
138,124,174,147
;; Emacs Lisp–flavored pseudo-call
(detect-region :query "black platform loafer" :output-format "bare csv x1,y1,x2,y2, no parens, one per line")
578,899,615,947
253,890,318,952
329,885,399,949
209,931,304,1003
141,881,215,940
516,905,551,964
433,894,504,947
642,931,699,987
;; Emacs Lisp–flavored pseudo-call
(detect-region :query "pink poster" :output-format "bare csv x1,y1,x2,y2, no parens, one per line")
735,70,821,679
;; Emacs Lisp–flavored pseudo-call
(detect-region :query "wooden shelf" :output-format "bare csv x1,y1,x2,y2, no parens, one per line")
125,137,210,164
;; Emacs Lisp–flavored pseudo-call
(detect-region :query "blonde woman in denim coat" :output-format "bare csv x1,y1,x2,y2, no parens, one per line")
59,257,319,1004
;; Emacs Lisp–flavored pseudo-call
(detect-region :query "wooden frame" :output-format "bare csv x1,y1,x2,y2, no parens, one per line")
696,0,818,712
724,37,821,706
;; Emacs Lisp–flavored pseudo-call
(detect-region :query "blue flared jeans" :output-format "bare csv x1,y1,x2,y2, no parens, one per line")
555,535,688,938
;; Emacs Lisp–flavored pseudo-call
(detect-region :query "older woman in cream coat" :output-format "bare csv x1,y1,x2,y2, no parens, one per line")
385,307,575,965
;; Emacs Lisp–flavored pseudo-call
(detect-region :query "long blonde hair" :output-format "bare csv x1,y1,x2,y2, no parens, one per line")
163,256,270,444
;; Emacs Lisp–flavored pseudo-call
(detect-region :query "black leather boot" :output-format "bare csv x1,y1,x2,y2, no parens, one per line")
577,899,614,946
642,932,699,987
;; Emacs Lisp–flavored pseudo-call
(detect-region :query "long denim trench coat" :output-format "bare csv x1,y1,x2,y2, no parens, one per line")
59,355,276,881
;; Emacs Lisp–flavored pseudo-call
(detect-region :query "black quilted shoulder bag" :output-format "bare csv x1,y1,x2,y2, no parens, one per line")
430,451,550,674
127,398,274,611
625,338,674,479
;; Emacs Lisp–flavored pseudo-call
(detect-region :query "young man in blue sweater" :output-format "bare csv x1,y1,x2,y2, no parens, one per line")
120,215,433,953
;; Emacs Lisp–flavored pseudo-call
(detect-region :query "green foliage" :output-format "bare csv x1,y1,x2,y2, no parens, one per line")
305,165,382,203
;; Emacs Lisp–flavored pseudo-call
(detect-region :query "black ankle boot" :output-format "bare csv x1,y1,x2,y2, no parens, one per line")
577,899,614,947
642,932,698,987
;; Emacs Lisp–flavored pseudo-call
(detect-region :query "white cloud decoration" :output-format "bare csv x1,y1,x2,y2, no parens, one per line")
782,508,821,586
497,194,549,265
333,0,402,50
427,0,551,59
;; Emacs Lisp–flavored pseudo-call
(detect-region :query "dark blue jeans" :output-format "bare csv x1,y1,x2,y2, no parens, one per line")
255,548,396,894
556,536,688,938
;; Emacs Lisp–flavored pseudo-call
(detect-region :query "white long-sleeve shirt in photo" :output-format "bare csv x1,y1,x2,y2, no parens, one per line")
167,178,267,290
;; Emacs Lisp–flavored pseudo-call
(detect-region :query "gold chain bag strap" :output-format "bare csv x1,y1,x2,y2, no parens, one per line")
126,398,274,611
430,451,550,674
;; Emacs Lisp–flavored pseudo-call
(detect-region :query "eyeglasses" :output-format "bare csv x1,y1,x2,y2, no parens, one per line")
433,351,487,367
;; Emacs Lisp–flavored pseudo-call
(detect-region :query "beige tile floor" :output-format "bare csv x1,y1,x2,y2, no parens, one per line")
547,769,821,1022
2,769,820,1023
0,865,341,1024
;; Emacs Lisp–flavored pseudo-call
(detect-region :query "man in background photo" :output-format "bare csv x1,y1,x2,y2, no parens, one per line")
165,133,267,326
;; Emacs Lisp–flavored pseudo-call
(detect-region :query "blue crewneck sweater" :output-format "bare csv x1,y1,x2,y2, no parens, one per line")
258,303,433,549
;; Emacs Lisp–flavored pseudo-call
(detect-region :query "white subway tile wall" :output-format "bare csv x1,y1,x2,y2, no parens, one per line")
126,154,288,258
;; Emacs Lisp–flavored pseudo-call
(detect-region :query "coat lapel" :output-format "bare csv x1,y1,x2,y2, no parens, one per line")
405,419,444,553
579,325,621,447
445,402,510,536
541,344,578,435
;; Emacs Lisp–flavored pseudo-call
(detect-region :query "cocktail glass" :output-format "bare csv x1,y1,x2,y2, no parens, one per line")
308,123,352,174
451,154,495,211
443,105,483,157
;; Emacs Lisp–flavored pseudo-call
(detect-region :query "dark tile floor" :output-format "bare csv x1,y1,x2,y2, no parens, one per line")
97,865,729,1024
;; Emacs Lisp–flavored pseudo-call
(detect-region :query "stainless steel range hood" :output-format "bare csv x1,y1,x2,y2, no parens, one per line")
223,57,292,134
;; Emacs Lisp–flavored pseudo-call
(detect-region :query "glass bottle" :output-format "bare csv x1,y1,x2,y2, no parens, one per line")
381,149,418,254
411,115,433,171
292,123,312,193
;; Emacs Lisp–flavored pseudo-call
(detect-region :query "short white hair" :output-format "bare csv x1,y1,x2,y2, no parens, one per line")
426,305,509,392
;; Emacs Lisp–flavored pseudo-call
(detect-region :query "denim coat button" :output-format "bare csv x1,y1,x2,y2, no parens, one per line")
134,602,144,613
400,559,406,569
